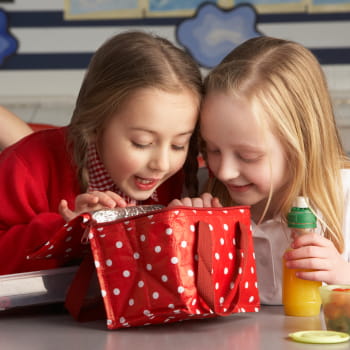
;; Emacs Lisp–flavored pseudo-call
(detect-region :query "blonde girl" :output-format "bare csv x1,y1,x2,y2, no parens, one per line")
171,36,350,304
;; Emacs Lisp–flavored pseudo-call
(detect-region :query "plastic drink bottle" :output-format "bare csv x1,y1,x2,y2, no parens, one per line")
282,196,322,316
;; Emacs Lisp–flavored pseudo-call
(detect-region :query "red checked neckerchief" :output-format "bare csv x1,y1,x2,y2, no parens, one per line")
86,144,159,205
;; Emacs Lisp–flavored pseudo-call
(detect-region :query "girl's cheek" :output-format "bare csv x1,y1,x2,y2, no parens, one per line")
116,153,144,172
172,154,188,172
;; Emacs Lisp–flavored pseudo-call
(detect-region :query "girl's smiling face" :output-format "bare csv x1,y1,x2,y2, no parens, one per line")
201,91,288,220
98,88,198,201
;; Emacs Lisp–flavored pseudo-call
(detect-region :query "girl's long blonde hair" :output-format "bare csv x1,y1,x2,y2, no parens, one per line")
68,31,203,196
203,36,350,252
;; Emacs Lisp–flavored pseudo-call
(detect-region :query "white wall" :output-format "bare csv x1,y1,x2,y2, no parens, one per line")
0,0,349,151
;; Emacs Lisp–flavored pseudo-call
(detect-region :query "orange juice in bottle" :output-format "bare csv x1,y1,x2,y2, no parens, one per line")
282,196,322,317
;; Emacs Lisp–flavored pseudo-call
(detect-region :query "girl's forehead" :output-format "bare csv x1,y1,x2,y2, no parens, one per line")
200,93,278,149
201,92,257,129
104,88,198,135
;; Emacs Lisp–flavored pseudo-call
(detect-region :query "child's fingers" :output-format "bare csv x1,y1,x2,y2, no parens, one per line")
76,193,99,207
291,233,331,249
79,192,114,208
284,245,323,261
199,192,222,207
58,199,68,215
178,197,197,206
191,197,206,207
285,256,329,270
200,192,214,207
167,199,184,207
294,269,325,282
84,191,128,208
58,199,75,222
211,197,222,207
104,191,127,207
168,195,222,208
167,197,201,207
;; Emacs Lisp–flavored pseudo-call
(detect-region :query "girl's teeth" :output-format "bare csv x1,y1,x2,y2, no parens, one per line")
138,178,152,184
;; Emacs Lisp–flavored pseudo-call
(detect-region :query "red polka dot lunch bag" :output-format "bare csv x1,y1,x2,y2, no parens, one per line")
31,205,260,329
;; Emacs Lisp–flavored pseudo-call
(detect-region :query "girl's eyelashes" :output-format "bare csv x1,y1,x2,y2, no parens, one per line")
205,147,263,162
132,141,150,149
237,153,264,163
131,141,186,151
172,144,186,151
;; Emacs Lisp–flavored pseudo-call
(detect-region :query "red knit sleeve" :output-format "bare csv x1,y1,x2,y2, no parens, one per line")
0,129,80,275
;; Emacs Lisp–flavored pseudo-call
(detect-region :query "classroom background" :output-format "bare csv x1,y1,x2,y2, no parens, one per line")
0,0,349,151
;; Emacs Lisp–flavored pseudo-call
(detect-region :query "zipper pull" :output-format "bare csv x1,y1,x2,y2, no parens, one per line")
81,226,92,244
80,213,92,244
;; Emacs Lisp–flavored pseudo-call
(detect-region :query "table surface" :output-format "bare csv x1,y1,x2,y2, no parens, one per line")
0,304,348,350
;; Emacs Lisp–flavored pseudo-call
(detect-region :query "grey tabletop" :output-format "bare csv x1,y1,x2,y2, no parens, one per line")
0,305,347,350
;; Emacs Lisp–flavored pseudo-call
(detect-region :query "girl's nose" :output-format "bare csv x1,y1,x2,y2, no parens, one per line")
216,156,240,182
149,148,170,173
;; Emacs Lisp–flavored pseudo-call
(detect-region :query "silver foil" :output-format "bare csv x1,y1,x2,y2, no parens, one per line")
91,205,164,224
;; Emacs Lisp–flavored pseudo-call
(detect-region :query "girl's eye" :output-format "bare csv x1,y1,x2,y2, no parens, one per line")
132,141,150,149
132,142,185,151
238,154,263,163
172,144,186,151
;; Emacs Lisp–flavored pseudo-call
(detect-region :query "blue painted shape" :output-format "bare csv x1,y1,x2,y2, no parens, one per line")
177,3,263,68
0,9,18,66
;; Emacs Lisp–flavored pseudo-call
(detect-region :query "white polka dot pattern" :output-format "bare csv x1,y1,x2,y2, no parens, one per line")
87,206,260,329
27,213,92,264
31,207,260,330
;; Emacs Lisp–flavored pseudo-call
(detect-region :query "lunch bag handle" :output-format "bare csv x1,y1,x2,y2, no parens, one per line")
197,221,249,315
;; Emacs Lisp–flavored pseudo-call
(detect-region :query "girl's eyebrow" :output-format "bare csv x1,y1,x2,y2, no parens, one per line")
204,136,264,152
130,127,194,136
236,144,265,152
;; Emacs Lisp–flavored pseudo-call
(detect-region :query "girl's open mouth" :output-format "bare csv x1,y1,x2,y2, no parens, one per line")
134,176,161,191
227,183,253,193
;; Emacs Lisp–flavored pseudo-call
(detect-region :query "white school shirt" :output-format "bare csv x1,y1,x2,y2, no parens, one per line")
252,169,350,305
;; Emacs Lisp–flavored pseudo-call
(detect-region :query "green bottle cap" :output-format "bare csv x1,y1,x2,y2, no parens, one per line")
287,196,317,229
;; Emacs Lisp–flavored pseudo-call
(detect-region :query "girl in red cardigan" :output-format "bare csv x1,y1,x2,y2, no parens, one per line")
0,31,202,275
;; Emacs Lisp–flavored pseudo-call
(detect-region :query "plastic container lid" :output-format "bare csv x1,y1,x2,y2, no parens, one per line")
287,196,317,229
289,330,350,344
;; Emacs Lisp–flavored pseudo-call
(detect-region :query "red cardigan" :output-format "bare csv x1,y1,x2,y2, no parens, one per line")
0,127,183,275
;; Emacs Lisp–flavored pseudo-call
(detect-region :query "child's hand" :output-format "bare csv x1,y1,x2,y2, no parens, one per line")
168,192,222,208
58,191,128,222
284,232,350,284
